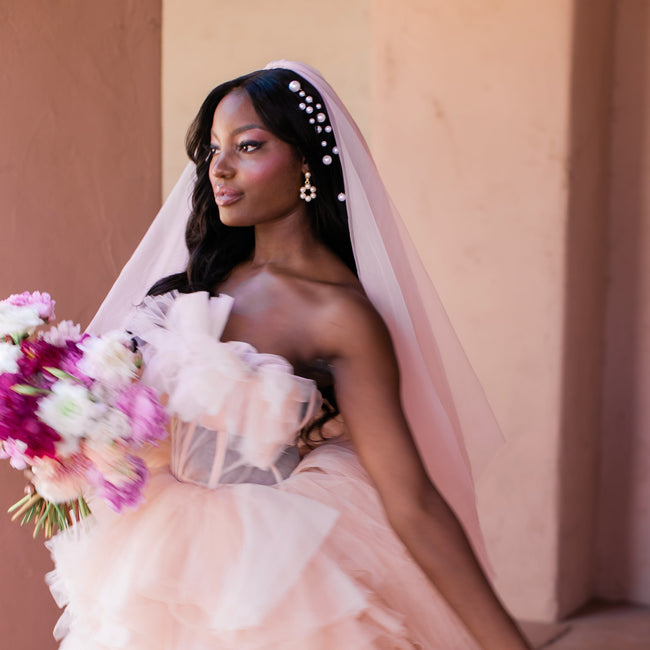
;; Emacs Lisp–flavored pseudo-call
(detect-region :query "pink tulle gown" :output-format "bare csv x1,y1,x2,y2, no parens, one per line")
46,291,480,649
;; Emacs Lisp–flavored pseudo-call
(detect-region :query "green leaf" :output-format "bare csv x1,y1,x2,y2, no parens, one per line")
11,384,50,396
43,367,77,382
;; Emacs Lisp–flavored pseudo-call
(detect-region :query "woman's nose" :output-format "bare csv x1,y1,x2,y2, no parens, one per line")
210,150,234,178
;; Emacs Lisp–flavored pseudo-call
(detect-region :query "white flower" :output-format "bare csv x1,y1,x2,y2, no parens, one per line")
0,341,23,373
37,380,99,440
78,331,137,387
0,303,42,338
85,408,130,447
41,320,82,346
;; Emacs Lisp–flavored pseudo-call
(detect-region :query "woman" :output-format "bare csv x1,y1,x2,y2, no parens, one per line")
47,61,532,649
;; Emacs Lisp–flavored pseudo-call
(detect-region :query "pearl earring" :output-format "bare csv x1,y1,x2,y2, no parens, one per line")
299,171,317,202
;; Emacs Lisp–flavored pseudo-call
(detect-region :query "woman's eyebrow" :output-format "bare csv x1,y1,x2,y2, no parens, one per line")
211,124,269,140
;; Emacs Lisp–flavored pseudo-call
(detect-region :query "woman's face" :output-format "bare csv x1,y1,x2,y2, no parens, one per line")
208,88,306,227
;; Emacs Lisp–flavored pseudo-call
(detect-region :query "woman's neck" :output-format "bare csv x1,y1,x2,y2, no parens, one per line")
250,210,317,269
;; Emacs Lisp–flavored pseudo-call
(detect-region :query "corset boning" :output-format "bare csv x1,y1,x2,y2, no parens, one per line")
169,418,301,488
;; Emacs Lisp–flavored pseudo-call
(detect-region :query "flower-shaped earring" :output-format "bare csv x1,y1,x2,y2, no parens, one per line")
299,171,317,202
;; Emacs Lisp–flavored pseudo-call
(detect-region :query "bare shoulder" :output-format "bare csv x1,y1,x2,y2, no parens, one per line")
313,283,396,368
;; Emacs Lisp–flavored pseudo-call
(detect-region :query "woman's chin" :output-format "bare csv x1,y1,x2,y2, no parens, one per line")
218,210,249,228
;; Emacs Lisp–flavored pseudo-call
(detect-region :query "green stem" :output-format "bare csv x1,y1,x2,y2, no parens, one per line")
7,493,31,513
33,501,52,538
78,497,91,518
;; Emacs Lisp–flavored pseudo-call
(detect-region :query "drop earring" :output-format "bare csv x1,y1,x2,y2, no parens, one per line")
299,171,317,202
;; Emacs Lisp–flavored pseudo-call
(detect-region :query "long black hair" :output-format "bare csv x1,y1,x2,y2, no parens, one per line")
148,68,356,445
148,68,355,297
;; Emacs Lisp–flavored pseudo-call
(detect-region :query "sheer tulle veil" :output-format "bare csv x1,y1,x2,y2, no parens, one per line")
88,60,502,568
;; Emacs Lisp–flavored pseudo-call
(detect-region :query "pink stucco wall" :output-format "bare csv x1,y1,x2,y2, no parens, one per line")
597,0,650,605
0,2,161,647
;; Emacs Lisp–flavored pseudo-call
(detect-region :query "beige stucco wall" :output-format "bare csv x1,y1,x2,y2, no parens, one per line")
162,0,372,196
0,2,161,648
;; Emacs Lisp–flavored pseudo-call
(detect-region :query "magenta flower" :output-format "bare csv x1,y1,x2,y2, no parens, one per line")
115,383,168,446
58,340,93,387
5,291,56,321
15,337,92,389
0,373,61,459
0,371,34,438
18,339,65,381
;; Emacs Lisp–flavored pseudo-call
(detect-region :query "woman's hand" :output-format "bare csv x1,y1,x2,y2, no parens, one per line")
320,292,532,650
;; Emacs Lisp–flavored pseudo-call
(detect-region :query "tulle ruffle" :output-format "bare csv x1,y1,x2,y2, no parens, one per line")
47,443,479,649
126,291,321,472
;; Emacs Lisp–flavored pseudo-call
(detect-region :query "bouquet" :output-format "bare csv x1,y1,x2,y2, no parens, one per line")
0,291,168,538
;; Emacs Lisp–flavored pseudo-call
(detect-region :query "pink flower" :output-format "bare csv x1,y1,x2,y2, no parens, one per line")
99,455,148,511
5,291,56,321
116,383,168,446
0,439,29,470
40,320,82,346
84,442,148,511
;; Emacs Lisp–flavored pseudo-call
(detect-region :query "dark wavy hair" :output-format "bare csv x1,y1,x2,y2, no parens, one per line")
149,68,355,296
148,68,356,445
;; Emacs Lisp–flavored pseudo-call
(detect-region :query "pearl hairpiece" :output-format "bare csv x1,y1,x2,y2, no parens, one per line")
289,80,343,193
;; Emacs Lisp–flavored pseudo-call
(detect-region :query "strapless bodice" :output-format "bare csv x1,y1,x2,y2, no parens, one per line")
126,291,321,487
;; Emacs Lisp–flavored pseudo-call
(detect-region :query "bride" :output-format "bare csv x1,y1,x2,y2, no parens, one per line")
47,61,531,649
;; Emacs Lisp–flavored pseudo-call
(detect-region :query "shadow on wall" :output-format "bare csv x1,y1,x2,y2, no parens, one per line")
596,0,650,604
559,0,649,615
556,0,615,617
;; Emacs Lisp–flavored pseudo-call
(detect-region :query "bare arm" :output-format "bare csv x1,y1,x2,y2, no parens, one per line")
322,296,532,650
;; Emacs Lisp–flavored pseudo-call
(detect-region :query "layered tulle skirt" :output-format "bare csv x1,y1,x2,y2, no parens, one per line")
47,442,479,649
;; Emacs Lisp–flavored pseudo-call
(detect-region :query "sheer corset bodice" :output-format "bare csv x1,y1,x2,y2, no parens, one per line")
126,291,322,487
169,421,303,488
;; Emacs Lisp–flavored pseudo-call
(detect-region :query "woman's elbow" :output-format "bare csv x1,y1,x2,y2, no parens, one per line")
383,480,455,539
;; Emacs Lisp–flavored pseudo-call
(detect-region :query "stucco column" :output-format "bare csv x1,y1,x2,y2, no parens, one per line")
598,0,650,606
0,3,161,648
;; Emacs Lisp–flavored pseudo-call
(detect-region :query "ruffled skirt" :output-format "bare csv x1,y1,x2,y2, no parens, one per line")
47,443,479,649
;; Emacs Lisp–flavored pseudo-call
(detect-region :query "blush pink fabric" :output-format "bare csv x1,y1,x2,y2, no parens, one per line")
48,292,481,648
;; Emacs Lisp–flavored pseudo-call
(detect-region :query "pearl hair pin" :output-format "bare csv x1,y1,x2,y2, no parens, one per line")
289,80,341,172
